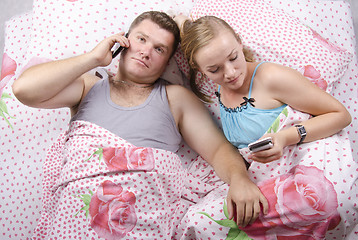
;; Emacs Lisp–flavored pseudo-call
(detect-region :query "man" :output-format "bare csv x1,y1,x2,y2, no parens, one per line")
13,11,267,228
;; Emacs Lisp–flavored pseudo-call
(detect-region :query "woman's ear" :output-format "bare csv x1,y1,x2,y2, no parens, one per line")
235,33,243,45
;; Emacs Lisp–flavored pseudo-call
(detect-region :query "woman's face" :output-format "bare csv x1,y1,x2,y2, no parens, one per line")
194,30,247,90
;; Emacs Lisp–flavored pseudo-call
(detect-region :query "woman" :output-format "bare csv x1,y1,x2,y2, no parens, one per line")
175,15,351,163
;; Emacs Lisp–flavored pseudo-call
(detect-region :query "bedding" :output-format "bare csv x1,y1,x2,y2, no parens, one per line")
23,109,358,239
31,120,190,239
181,0,353,93
176,105,357,239
1,0,358,239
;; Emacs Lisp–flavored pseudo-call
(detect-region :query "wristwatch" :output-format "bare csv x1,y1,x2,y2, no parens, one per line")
295,124,306,144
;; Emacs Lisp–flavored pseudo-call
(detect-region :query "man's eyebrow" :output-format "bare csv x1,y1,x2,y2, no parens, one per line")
137,31,170,52
137,31,149,39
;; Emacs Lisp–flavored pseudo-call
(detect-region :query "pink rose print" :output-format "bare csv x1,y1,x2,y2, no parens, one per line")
1,53,17,128
18,57,52,77
89,180,137,240
102,146,155,171
1,53,17,95
310,28,345,53
300,65,327,91
102,147,128,171
243,165,341,239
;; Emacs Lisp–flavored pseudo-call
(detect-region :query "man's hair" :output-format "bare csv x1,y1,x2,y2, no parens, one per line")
129,11,180,57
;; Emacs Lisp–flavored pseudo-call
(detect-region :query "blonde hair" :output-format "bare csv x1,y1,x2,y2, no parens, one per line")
180,16,254,102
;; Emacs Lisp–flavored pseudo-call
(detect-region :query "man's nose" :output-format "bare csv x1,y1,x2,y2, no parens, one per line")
140,45,151,58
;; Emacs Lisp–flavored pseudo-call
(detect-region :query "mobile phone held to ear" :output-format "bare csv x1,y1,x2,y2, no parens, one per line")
248,137,273,152
112,33,128,58
112,45,124,59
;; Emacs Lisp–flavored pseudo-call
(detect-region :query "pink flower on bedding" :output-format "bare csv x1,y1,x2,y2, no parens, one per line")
103,146,154,171
103,148,128,171
310,27,345,53
18,57,52,77
243,165,341,239
127,147,155,170
89,180,137,240
300,65,328,91
1,53,17,95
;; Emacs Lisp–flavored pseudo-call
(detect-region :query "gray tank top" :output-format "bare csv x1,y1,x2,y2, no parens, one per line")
71,69,182,152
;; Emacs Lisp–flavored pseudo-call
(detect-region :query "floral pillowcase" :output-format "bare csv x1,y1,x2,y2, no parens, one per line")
19,0,197,85
174,0,353,98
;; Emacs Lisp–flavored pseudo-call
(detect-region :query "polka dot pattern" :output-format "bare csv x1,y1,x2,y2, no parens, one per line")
1,0,358,239
32,121,189,239
174,0,358,171
24,0,195,84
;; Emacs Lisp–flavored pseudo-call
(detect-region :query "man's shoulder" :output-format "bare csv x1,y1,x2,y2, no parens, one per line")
165,82,191,96
165,83,203,112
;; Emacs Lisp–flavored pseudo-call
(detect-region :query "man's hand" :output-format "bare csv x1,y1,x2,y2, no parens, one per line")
227,174,268,227
90,32,130,67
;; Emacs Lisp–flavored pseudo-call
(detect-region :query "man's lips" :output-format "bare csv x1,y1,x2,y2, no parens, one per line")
132,58,149,68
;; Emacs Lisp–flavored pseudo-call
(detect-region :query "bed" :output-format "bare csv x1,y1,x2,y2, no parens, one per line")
1,0,357,239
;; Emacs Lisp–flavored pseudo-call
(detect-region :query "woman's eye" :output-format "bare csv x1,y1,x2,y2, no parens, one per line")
209,68,219,74
230,55,238,61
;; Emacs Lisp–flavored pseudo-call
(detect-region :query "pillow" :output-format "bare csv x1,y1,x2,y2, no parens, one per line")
174,0,353,96
21,0,196,85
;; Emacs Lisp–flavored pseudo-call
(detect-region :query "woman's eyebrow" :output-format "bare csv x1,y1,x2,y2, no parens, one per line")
206,49,236,69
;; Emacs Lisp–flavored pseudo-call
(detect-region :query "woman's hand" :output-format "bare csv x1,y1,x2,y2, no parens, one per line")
227,173,268,227
173,14,192,31
247,133,285,163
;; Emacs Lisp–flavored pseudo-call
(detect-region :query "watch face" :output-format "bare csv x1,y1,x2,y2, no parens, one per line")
295,125,307,144
298,126,306,135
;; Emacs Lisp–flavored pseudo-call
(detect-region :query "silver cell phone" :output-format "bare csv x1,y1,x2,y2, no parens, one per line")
248,137,273,152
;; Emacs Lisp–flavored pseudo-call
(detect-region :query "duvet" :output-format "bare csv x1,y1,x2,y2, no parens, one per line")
32,106,358,239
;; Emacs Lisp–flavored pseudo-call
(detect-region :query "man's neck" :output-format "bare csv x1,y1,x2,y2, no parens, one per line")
109,77,156,107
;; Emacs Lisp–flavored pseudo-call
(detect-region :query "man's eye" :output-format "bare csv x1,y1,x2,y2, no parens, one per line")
156,48,164,54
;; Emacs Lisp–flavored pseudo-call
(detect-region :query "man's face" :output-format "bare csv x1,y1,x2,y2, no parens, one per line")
119,19,175,84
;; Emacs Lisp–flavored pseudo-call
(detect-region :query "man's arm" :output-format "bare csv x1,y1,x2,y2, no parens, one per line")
12,33,127,110
167,85,268,227
13,54,97,110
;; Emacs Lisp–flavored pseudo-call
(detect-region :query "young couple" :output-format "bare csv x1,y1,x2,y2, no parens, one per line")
14,10,350,234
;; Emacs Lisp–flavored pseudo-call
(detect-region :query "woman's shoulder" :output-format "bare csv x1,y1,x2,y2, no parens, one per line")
256,62,297,84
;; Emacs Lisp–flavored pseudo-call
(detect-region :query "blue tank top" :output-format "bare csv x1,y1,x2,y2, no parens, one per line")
71,69,182,152
218,62,287,148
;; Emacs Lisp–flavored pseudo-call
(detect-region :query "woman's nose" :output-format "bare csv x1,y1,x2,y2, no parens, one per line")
224,65,236,79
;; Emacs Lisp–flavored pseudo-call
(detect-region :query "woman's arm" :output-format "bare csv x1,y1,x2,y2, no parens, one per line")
249,63,351,162
167,85,268,227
